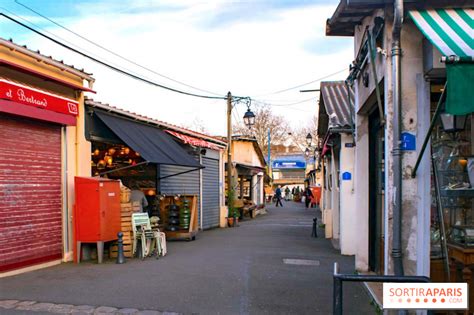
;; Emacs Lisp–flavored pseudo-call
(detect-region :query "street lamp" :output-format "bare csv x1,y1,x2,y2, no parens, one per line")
440,113,467,133
306,133,312,146
243,107,256,128
314,148,320,171
305,147,310,157
226,92,255,226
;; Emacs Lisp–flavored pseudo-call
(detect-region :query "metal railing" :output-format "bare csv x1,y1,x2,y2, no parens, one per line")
332,262,431,315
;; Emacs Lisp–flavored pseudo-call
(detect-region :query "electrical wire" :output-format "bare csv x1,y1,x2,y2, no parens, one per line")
0,12,227,100
1,9,320,112
14,0,224,97
0,6,162,84
252,99,313,113
254,68,347,97
257,96,317,107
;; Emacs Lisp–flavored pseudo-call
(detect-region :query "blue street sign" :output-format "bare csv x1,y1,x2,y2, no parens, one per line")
401,132,416,151
342,172,352,181
272,160,306,169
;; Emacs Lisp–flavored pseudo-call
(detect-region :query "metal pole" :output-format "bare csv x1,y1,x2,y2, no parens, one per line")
333,263,342,315
391,0,404,277
227,92,235,225
268,128,271,171
411,82,447,178
432,157,450,281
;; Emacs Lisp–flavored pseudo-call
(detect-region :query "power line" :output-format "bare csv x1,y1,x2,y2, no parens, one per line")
252,99,314,113
0,12,227,100
256,96,317,107
14,0,224,97
0,6,161,83
254,68,347,97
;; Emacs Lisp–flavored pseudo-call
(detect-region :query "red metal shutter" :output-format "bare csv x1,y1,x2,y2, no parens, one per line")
0,113,62,272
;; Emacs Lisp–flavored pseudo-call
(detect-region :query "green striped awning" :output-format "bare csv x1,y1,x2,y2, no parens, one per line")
409,8,473,57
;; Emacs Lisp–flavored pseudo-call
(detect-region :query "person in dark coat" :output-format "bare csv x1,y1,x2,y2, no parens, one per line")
304,186,314,209
275,185,283,207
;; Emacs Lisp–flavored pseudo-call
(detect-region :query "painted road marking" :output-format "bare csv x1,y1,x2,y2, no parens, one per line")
283,259,320,266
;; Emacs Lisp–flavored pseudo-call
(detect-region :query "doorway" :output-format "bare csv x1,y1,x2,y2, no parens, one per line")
368,109,385,273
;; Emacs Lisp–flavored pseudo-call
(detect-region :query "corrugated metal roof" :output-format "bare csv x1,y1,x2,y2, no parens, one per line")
320,81,354,129
85,97,227,147
326,1,387,36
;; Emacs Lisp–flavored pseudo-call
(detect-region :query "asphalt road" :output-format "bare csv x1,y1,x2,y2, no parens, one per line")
0,201,375,314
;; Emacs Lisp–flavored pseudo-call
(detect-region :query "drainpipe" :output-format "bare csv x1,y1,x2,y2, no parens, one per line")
391,0,404,277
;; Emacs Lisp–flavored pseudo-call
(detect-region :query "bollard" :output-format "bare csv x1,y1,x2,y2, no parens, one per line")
116,232,126,264
311,217,318,238
333,263,343,315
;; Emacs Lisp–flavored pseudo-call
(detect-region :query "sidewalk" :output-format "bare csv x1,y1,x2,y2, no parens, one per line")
0,200,375,314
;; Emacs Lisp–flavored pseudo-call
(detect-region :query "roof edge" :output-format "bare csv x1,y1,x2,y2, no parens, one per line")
85,98,227,147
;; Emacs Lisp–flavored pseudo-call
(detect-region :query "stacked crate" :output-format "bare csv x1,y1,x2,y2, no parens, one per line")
109,203,131,258
110,188,141,258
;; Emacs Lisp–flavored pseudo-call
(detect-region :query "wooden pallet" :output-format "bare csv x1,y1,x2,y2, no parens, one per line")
109,203,135,258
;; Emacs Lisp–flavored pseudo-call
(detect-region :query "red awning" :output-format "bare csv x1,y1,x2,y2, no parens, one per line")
321,134,331,157
0,100,76,125
165,130,222,150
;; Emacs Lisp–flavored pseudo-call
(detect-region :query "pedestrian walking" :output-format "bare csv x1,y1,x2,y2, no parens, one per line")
304,186,313,209
275,185,283,207
284,186,290,201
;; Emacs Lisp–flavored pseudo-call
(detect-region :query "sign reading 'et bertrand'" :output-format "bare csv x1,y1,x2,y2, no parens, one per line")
0,79,78,116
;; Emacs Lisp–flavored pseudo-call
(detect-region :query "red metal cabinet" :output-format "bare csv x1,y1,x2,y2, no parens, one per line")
74,177,121,262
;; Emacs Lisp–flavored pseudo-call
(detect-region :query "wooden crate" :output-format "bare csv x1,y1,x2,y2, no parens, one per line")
110,204,134,258
160,195,198,241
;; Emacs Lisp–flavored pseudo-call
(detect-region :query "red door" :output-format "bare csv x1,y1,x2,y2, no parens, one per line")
0,113,62,272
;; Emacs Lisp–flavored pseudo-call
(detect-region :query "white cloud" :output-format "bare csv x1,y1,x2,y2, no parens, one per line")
2,0,352,135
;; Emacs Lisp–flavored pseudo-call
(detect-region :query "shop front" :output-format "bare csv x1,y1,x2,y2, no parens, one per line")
408,8,474,306
226,137,266,211
162,130,226,230
0,39,94,274
85,99,226,239
316,81,355,254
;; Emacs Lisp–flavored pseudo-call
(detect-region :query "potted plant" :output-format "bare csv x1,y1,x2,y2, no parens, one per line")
226,190,237,227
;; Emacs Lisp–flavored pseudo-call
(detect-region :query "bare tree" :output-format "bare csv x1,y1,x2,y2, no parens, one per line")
291,115,319,150
233,104,290,156
185,117,209,134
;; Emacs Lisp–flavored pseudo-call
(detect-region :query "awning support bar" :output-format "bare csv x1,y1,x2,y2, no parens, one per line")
99,161,149,176
411,81,447,178
158,167,202,180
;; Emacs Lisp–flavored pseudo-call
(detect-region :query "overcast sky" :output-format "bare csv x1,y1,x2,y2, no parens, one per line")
0,0,352,136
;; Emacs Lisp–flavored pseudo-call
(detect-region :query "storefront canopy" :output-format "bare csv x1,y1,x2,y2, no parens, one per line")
410,8,474,115
165,130,222,150
95,111,201,168
409,9,473,58
236,163,265,176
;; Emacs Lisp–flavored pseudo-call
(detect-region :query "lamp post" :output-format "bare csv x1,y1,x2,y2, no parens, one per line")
226,92,255,226
227,92,233,224
306,133,312,146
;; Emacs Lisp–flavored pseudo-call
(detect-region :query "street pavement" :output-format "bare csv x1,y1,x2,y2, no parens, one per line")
0,200,375,315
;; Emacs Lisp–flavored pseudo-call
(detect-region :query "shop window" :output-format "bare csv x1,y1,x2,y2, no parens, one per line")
90,141,158,216
430,80,474,282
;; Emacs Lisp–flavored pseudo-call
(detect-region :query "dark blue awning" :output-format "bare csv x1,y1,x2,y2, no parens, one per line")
95,111,201,168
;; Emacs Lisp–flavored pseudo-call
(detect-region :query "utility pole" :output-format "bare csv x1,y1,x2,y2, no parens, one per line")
226,92,234,222
267,128,271,179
